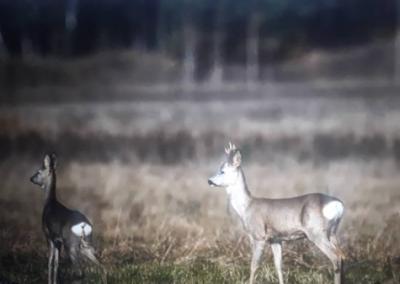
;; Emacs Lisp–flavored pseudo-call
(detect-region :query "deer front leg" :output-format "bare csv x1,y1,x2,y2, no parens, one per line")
48,241,55,284
53,246,60,284
249,239,265,284
271,242,284,284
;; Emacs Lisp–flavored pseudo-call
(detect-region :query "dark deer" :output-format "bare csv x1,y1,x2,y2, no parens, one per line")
30,154,101,284
208,143,345,284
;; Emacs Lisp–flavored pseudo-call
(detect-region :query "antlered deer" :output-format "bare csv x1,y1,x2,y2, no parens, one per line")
208,143,345,284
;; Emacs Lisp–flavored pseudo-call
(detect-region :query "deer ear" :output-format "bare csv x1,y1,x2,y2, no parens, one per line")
232,150,242,167
44,155,51,169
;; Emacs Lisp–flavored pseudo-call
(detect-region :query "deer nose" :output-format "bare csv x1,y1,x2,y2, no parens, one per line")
208,179,216,187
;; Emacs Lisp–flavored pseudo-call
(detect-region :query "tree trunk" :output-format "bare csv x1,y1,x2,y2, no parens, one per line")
182,3,196,90
246,10,260,89
395,31,400,82
209,0,224,88
394,1,400,82
65,0,78,32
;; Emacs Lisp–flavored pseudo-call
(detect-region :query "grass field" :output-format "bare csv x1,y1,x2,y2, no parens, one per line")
1,89,400,283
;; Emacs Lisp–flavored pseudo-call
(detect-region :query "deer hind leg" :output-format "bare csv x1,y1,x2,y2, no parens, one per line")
249,239,265,284
271,242,284,284
80,236,100,266
81,238,108,284
308,233,343,284
328,219,346,260
329,234,346,261
68,245,84,279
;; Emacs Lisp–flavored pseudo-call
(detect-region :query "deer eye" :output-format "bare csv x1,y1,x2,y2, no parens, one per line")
220,170,225,174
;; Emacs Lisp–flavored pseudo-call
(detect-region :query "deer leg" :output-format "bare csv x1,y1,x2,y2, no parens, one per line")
79,238,107,283
309,234,343,284
329,234,345,284
82,245,107,284
328,219,345,260
80,241,100,266
330,234,346,260
53,246,60,284
69,245,84,279
81,244,107,284
48,241,55,284
271,242,284,284
249,239,265,284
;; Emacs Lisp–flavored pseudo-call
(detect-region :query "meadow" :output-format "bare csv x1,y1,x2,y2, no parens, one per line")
1,85,400,283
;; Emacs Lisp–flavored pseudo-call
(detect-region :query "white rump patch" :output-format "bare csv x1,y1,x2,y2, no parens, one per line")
71,222,92,237
322,201,344,220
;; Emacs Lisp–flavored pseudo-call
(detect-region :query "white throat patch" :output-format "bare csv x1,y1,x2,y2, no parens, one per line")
71,222,92,237
322,201,344,220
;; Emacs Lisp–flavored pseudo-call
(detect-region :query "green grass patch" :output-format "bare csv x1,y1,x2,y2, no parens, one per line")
0,252,393,284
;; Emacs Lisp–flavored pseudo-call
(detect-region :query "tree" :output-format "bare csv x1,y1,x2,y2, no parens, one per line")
246,6,261,87
0,0,23,57
395,0,400,82
209,0,225,87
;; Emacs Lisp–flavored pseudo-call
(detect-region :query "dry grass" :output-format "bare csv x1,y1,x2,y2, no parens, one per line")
1,158,400,283
1,93,400,283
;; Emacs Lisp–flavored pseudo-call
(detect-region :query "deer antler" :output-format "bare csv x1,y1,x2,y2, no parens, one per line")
225,142,237,154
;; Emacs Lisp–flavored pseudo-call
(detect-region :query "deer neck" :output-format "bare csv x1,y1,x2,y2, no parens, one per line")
44,172,57,203
226,168,252,218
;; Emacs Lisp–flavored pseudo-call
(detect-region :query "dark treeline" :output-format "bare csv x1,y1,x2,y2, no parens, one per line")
0,129,399,164
0,0,396,63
